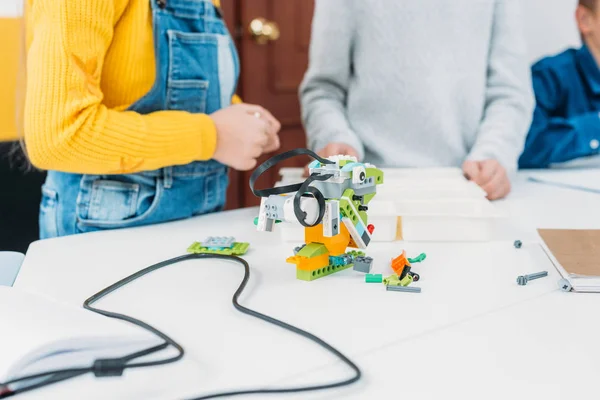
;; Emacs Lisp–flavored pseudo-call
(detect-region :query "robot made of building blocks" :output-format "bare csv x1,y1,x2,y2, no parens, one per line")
252,149,384,281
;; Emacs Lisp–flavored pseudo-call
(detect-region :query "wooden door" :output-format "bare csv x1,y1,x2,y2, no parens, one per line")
227,0,314,208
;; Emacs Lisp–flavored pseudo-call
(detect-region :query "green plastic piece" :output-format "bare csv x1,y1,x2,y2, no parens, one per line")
383,274,413,287
253,217,282,226
366,168,384,184
296,263,354,281
399,275,414,287
346,250,365,258
383,274,401,286
408,253,427,264
187,242,250,256
366,274,383,283
297,243,328,258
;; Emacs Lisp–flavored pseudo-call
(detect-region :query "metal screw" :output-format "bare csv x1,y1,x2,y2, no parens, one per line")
386,285,421,293
516,271,548,286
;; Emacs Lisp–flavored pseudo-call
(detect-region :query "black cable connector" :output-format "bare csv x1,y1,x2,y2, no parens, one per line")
92,359,125,377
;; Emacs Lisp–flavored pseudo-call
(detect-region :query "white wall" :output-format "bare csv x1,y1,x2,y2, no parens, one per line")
0,0,22,18
522,0,581,63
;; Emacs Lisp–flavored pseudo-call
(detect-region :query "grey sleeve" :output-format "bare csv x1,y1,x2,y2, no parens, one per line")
467,0,535,173
299,0,365,159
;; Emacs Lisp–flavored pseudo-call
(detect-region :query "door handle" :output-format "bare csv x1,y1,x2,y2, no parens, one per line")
249,18,280,45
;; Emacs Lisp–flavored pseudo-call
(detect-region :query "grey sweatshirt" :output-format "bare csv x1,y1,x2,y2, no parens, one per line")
300,0,534,171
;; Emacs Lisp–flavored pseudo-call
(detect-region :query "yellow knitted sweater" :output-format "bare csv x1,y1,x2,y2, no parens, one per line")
25,0,237,174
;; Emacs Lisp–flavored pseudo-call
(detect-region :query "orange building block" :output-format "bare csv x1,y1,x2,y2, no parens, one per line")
391,250,411,276
304,223,351,256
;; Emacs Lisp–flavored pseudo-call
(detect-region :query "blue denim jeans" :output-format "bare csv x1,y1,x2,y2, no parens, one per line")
40,0,240,238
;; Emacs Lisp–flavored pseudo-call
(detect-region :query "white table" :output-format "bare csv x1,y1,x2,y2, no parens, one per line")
12,171,600,400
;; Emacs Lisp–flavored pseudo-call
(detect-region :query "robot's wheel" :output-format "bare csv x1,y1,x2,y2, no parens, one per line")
411,273,420,282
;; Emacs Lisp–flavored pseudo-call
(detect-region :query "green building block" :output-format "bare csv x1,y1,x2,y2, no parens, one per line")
366,274,383,283
383,274,413,287
347,250,365,258
297,243,329,258
187,242,250,256
408,253,427,264
296,263,354,281
366,168,384,185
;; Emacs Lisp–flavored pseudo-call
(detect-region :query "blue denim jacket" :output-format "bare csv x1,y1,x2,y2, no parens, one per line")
520,46,600,168
39,0,240,238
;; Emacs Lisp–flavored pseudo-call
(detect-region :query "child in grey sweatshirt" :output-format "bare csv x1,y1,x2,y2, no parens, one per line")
300,0,534,199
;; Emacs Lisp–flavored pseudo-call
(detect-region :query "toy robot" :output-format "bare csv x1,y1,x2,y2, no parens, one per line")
250,149,384,281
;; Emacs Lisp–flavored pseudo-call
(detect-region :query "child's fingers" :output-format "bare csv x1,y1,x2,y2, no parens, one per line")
462,160,481,182
482,169,503,198
478,160,500,186
244,105,280,132
487,175,511,200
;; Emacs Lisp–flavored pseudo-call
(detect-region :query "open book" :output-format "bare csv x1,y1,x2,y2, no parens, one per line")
539,229,600,293
0,287,163,393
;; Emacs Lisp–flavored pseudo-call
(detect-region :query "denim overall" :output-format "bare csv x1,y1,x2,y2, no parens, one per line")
39,0,240,238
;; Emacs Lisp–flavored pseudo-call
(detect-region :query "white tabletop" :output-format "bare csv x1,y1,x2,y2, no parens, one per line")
12,170,600,400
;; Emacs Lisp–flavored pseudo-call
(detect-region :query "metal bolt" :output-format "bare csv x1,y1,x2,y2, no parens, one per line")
386,285,421,293
514,240,523,249
516,271,548,286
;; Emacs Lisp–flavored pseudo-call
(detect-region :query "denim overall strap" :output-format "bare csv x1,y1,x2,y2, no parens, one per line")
39,0,240,238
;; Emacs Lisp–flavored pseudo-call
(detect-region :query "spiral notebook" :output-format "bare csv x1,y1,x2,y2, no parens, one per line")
538,229,600,293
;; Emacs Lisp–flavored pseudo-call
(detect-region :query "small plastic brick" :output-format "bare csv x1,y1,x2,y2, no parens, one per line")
516,271,548,286
367,224,375,234
353,256,373,273
383,274,413,287
187,241,250,256
407,253,427,264
514,240,523,249
365,274,383,283
399,274,414,286
391,251,411,276
383,274,401,286
386,285,421,293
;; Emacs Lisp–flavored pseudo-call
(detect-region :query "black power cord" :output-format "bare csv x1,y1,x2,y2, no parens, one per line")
249,148,335,227
0,254,361,399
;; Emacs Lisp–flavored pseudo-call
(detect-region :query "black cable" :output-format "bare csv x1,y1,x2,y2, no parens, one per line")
0,254,361,399
293,173,333,227
249,148,334,198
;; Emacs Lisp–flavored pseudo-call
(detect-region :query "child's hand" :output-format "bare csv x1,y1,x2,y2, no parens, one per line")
211,104,281,170
303,143,360,176
317,143,359,159
462,159,511,200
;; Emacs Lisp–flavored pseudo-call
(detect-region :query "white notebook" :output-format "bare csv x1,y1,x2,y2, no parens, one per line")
539,229,600,293
0,287,163,391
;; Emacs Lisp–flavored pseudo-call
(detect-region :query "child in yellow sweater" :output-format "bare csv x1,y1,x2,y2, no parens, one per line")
25,0,280,238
